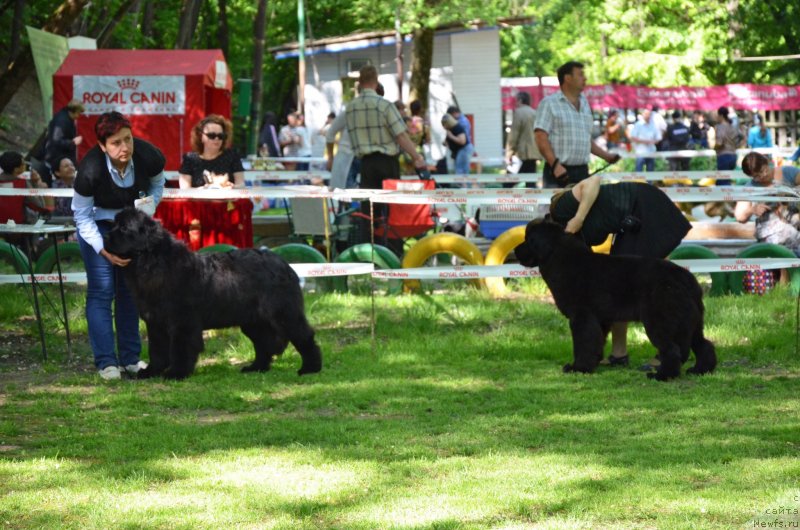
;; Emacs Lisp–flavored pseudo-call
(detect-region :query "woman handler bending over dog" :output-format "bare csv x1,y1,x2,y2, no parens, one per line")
73,111,166,380
549,175,691,369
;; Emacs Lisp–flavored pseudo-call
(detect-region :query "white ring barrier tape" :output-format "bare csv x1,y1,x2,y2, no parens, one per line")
6,258,796,285
164,170,332,183
611,147,795,159
371,258,800,281
0,262,375,285
3,183,798,204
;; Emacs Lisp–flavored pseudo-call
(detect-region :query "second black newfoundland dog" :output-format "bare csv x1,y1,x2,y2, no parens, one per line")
104,208,322,380
514,219,716,381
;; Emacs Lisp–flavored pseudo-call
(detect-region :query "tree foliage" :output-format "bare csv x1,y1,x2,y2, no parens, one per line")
500,0,800,86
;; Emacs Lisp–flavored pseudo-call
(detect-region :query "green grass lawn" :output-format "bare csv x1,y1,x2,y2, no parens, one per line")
1,281,799,529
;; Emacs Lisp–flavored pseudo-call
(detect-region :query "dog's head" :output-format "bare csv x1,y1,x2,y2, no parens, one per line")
104,208,166,258
514,217,566,268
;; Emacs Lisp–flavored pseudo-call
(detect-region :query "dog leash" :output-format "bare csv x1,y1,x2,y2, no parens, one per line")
588,161,614,177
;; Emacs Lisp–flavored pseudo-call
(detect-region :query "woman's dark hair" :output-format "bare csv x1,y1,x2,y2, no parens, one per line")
95,111,132,144
741,151,770,177
717,106,731,123
262,111,277,126
409,100,423,116
191,114,233,153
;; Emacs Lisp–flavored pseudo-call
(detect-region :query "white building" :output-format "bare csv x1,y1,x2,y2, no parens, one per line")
270,21,530,163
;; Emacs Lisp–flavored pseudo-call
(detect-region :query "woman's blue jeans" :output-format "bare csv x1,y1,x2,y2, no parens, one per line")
78,222,141,370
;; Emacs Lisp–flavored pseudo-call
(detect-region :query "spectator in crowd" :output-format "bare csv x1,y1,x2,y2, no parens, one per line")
447,105,471,145
325,108,356,189
603,110,626,150
0,151,50,228
549,175,691,367
689,111,710,148
650,105,668,150
279,111,303,170
44,100,85,187
294,114,313,171
630,109,661,172
407,100,430,156
257,111,282,158
178,115,244,189
534,60,620,188
735,151,800,256
714,106,741,184
345,65,425,237
72,111,166,380
747,114,773,149
666,111,691,171
442,113,473,176
51,157,77,217
505,91,539,184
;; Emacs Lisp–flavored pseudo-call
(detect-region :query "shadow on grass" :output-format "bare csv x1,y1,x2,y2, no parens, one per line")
2,287,799,527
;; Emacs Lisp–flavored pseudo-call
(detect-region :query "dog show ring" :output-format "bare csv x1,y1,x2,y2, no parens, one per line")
401,232,484,292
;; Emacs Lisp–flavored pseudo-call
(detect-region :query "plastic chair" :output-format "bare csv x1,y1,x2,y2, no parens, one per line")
286,197,356,261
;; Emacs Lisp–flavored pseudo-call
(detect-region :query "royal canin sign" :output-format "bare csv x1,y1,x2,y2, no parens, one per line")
73,76,186,115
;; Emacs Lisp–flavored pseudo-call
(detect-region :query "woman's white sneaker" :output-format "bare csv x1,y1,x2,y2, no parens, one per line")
98,366,121,380
124,361,148,375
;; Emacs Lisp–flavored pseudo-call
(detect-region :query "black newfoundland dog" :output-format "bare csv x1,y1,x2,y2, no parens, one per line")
514,219,716,381
104,208,322,380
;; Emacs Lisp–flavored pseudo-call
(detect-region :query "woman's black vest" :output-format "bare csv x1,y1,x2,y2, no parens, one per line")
74,138,165,209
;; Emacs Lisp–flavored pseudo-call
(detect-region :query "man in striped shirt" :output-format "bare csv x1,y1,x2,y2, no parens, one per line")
346,65,426,234
535,61,619,188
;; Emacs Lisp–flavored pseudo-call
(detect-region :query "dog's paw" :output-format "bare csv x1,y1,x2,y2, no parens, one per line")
162,368,190,381
137,366,156,379
298,363,322,376
646,371,675,381
563,363,593,374
686,365,713,375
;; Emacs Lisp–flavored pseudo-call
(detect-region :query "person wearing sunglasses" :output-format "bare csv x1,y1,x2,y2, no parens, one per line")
178,115,244,189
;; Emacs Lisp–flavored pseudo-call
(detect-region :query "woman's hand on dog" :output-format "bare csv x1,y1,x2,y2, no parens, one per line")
100,248,131,267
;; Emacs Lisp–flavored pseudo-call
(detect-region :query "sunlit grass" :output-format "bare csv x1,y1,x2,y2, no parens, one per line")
1,283,799,528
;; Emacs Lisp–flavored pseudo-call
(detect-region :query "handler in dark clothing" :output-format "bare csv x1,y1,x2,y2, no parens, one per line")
44,100,84,186
549,175,691,367
73,111,166,380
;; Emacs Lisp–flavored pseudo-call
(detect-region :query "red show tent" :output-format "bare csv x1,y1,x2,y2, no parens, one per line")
53,49,232,170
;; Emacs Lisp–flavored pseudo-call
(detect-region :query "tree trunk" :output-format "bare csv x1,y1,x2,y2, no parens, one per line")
140,0,155,43
175,0,202,49
217,0,229,59
95,0,137,48
408,27,434,115
7,0,24,68
250,0,268,155
0,0,90,114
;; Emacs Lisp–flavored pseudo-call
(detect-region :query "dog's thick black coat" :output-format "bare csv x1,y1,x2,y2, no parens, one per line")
104,208,322,380
514,219,716,381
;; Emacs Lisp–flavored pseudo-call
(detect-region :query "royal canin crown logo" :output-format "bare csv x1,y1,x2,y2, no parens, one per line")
117,78,140,90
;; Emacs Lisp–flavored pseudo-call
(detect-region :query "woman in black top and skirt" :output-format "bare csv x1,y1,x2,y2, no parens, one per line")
549,175,691,367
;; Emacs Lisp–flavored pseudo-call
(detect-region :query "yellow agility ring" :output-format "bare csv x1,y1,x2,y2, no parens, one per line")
484,225,526,297
402,232,484,292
